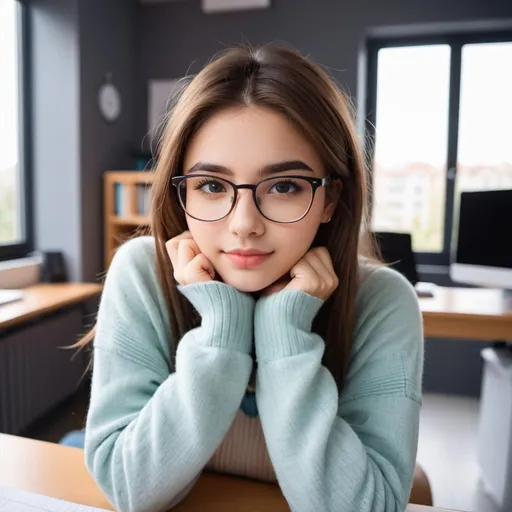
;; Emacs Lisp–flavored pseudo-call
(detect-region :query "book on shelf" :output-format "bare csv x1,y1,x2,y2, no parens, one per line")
137,183,151,216
114,183,128,216
113,182,151,218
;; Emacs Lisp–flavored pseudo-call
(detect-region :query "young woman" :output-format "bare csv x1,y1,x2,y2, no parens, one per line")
84,44,424,512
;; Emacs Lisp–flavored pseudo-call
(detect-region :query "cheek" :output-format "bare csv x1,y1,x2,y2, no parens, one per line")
186,203,324,292
275,216,320,263
264,206,323,283
186,219,219,258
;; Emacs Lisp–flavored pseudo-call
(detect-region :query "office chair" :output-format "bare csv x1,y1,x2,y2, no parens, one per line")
372,233,434,505
373,231,419,286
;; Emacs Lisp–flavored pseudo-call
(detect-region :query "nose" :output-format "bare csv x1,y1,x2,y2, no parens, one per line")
228,189,265,238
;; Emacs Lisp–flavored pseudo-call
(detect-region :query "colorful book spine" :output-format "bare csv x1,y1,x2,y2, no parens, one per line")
137,184,151,215
114,183,127,216
114,181,151,217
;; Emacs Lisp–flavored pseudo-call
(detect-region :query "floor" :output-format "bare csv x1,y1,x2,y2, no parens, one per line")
20,390,504,512
418,394,500,512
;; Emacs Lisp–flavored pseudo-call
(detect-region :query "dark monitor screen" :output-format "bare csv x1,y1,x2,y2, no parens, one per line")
454,189,512,269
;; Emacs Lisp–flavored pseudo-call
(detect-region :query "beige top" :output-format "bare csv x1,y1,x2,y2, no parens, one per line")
206,410,276,482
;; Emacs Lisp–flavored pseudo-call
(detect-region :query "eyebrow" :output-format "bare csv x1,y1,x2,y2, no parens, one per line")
184,160,315,177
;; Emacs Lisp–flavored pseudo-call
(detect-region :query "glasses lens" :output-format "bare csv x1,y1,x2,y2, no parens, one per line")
256,177,314,222
178,176,235,221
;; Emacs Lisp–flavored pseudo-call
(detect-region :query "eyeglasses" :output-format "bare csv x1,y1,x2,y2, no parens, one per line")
171,174,336,223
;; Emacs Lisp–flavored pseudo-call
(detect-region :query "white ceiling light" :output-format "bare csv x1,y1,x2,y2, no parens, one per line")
202,0,270,13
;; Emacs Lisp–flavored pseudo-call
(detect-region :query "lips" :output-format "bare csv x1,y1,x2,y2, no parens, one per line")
224,249,273,269
227,249,271,256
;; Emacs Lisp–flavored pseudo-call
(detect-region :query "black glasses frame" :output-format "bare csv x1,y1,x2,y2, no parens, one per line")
171,174,338,223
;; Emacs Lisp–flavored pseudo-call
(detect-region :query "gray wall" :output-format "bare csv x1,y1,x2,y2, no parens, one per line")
29,0,135,282
134,0,512,144
31,0,82,280
79,0,135,282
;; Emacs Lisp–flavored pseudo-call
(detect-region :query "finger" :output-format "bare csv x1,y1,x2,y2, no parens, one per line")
178,238,200,271
166,239,179,267
303,251,334,286
290,258,313,279
309,248,338,290
198,254,216,280
184,254,215,283
312,247,336,275
166,231,193,265
288,258,320,289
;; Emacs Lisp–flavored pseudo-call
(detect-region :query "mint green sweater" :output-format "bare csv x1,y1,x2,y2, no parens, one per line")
85,237,423,512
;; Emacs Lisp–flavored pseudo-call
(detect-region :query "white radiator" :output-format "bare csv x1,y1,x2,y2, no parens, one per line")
0,309,88,435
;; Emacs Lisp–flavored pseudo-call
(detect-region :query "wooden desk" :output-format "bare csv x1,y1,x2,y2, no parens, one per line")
0,283,102,330
419,287,512,341
2,283,509,342
0,434,457,512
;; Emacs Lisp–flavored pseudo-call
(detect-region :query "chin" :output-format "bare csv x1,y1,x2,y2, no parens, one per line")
217,268,277,293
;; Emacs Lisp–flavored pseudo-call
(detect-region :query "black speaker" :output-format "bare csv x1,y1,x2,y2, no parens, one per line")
40,251,68,283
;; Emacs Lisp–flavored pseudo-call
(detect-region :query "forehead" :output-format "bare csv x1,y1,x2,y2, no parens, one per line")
183,106,322,178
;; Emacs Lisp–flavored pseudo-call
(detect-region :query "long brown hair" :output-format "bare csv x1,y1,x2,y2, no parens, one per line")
80,43,380,391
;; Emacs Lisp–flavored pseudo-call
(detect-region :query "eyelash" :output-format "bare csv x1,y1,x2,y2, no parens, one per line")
189,177,306,193
193,178,225,191
269,178,304,193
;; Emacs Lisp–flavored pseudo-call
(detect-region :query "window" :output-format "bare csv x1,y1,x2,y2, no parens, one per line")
366,33,512,265
456,43,512,195
0,0,32,261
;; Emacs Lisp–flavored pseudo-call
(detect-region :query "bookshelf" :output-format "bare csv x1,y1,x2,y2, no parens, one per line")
104,171,154,267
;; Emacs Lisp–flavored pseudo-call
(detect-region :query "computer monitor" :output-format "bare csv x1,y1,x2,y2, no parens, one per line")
450,189,512,290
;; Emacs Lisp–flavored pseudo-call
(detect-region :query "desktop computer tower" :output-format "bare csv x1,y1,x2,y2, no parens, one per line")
477,346,512,512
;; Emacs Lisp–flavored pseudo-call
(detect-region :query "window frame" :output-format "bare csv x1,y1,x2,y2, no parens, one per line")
365,31,512,267
0,1,34,262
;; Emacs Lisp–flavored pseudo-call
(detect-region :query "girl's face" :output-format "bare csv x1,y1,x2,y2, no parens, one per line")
181,106,334,293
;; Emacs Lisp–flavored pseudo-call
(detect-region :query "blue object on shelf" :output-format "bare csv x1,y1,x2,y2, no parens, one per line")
114,183,124,216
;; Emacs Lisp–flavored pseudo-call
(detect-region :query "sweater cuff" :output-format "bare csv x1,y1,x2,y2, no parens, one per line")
254,289,324,361
178,281,254,353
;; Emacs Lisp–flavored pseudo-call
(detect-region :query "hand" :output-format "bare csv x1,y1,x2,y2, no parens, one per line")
166,231,215,286
262,247,338,300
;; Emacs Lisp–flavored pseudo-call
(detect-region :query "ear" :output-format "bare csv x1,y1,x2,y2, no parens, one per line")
321,179,342,223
